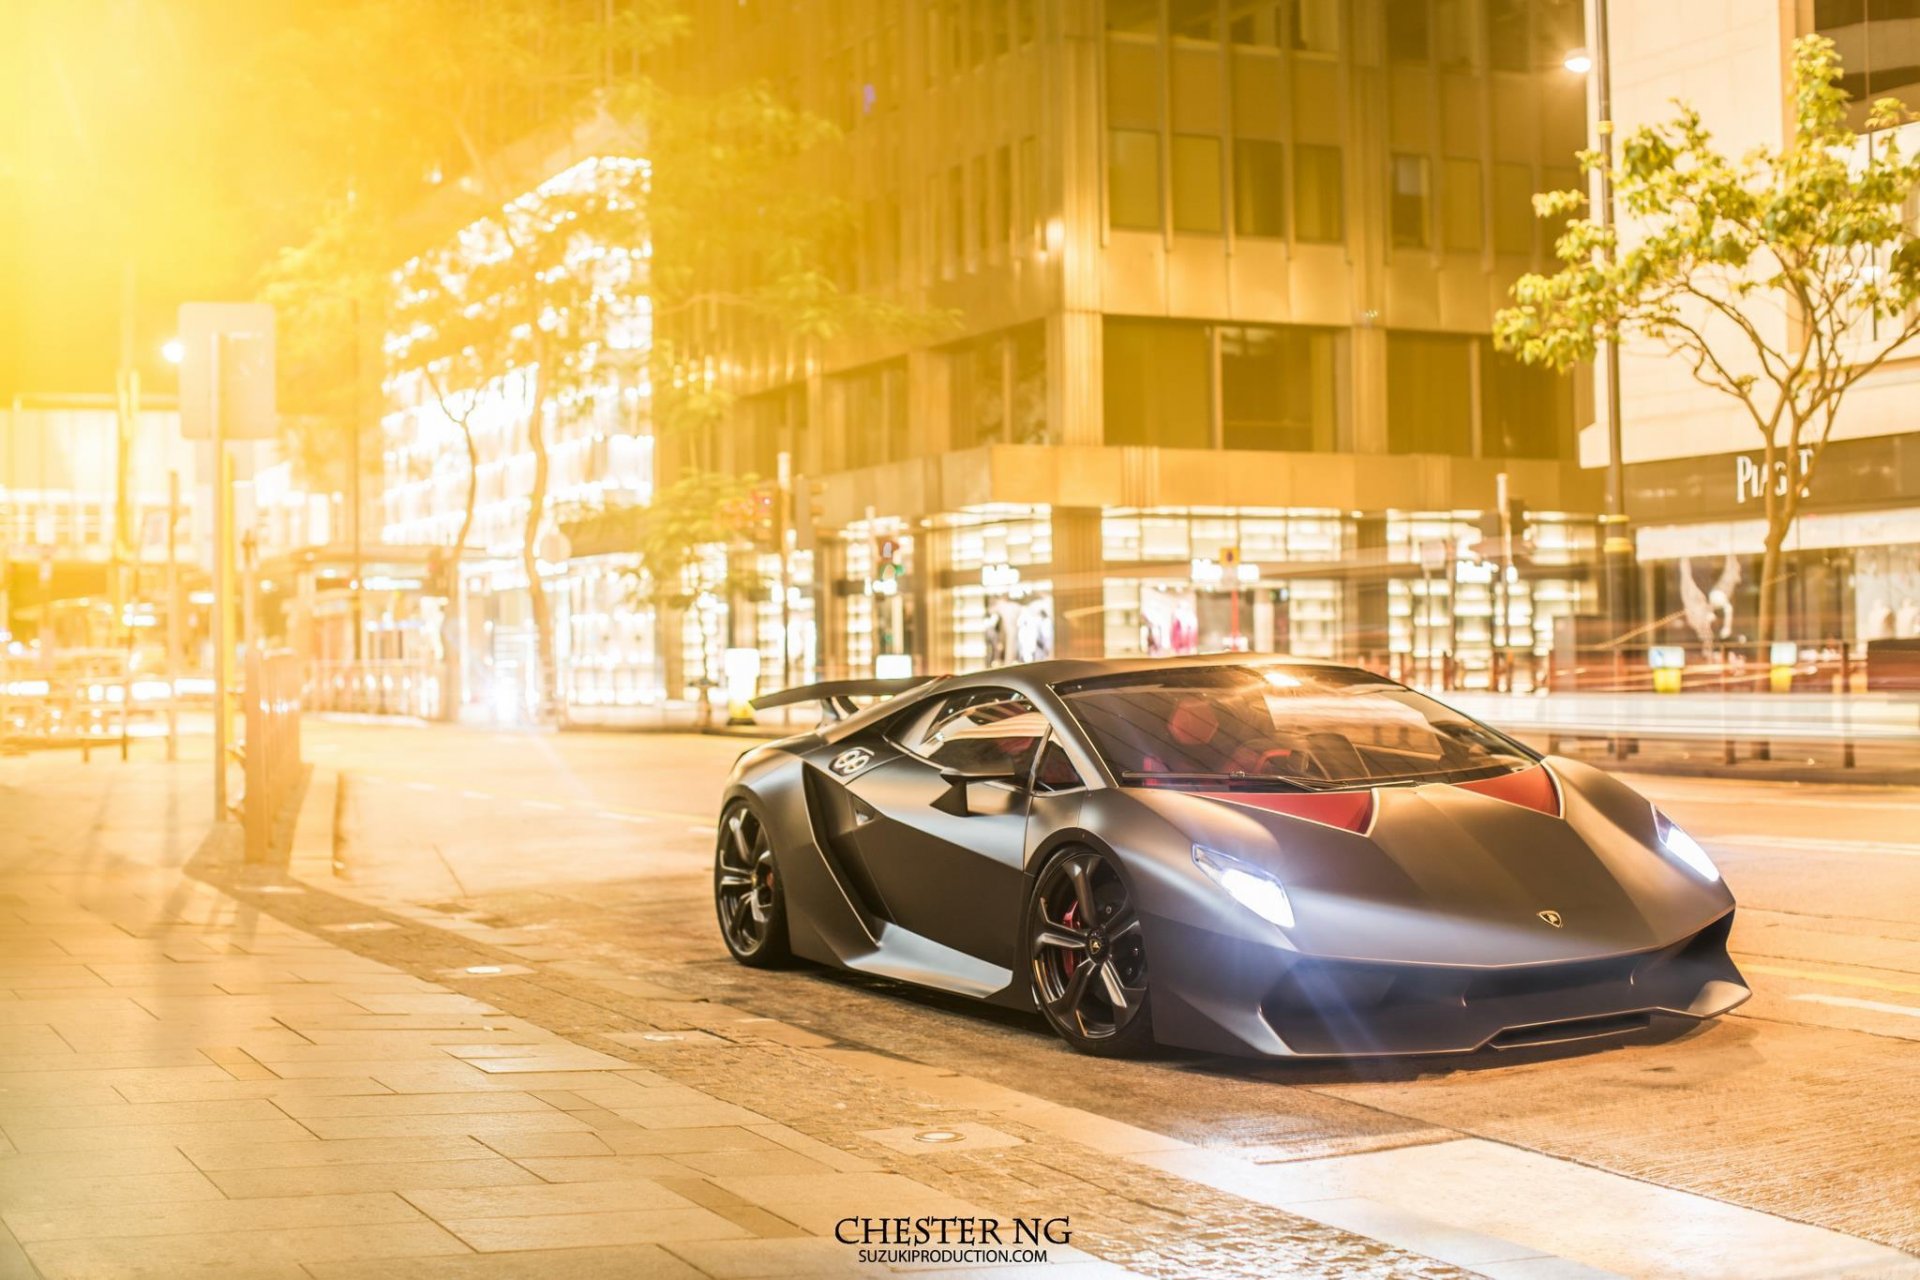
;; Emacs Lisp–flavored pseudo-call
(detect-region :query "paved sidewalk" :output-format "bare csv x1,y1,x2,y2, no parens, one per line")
0,748,1075,1278
0,745,1475,1279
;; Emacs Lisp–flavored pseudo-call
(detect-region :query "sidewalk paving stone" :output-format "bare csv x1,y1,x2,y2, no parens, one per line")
0,745,1509,1279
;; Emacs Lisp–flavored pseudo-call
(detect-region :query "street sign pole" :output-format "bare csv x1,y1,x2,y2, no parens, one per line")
776,451,793,725
166,471,180,762
179,302,273,825
210,333,230,821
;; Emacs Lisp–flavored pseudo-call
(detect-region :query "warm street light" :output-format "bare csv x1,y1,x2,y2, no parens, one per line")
161,338,186,365
1564,48,1594,74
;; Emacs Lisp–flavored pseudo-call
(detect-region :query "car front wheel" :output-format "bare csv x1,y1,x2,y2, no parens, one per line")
1028,846,1154,1057
715,801,790,967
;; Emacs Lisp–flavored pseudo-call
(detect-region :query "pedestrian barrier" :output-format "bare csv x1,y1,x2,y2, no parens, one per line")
304,658,442,720
242,649,304,863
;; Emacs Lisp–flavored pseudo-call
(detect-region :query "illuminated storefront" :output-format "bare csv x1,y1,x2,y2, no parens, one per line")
812,494,1598,692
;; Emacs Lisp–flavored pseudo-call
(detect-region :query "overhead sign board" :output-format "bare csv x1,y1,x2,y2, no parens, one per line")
177,302,277,441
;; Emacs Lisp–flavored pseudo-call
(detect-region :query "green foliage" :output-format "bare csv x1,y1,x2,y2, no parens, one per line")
562,470,767,614
1497,37,1920,396
1495,37,1920,637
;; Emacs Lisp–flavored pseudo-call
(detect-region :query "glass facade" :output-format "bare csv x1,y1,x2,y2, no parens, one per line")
803,503,1598,692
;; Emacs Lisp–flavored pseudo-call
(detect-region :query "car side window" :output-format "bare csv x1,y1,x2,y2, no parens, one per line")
1031,738,1084,793
900,689,1046,778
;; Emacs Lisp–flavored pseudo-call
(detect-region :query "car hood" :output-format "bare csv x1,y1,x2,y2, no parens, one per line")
1142,759,1733,966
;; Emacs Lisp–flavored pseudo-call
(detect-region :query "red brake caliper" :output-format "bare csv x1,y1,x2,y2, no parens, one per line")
1061,901,1079,977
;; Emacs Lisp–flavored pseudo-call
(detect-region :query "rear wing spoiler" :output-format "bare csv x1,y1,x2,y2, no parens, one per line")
751,675,939,721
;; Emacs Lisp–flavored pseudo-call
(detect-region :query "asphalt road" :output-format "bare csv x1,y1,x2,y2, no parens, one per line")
310,718,1920,1265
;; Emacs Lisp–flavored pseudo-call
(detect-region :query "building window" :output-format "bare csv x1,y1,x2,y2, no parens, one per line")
1390,153,1430,249
1228,1,1281,45
1219,325,1336,452
1104,319,1211,448
1487,0,1529,71
948,165,966,272
1108,0,1159,34
952,324,1051,447
1386,332,1473,455
1442,157,1483,252
1542,165,1580,252
1169,0,1222,40
1292,0,1340,52
839,361,911,469
993,144,1013,254
1294,144,1344,242
1019,136,1041,247
1233,139,1285,237
1435,0,1475,66
1172,135,1224,233
924,174,942,284
1492,161,1535,255
971,154,988,264
986,0,1011,57
1384,0,1430,61
1108,129,1163,231
1482,340,1570,459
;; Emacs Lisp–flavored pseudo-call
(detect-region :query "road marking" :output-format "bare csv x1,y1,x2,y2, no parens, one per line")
1711,835,1920,858
1744,963,1920,997
406,781,436,792
1791,993,1920,1020
1641,789,1920,814
523,800,563,811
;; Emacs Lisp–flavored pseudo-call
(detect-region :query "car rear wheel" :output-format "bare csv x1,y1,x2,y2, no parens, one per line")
1028,847,1154,1057
715,802,790,967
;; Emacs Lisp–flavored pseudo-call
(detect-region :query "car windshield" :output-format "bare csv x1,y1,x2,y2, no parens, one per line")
1057,664,1534,791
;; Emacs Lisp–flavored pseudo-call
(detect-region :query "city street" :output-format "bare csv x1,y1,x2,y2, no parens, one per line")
301,717,1920,1277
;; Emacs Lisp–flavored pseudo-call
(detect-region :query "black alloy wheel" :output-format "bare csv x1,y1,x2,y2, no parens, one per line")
1029,847,1153,1056
715,802,789,966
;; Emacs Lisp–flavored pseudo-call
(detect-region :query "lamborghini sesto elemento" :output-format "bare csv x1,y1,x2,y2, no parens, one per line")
713,656,1749,1059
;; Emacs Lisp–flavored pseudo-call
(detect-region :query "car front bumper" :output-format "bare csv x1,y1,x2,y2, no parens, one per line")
1146,910,1749,1059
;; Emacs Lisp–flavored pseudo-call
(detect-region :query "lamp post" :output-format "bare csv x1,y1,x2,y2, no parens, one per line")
1570,0,1634,687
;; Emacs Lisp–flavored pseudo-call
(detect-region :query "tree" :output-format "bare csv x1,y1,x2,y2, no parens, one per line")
387,158,651,721
252,1,943,723
1495,36,1920,644
251,0,674,719
566,471,765,728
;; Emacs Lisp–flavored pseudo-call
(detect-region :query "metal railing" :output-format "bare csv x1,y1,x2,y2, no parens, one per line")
304,659,442,720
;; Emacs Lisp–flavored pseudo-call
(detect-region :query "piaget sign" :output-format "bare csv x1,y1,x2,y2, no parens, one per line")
1627,434,1917,525
1732,447,1815,506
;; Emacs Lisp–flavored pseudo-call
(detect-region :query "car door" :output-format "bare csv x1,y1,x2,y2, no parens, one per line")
841,689,1042,968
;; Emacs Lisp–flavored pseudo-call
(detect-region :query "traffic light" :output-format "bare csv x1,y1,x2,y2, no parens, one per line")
750,484,776,544
425,550,451,598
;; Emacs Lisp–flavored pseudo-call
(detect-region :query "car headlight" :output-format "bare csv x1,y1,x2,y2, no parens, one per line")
1193,845,1295,929
1654,809,1720,883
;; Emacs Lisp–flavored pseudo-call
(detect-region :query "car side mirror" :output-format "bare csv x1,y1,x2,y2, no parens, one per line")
934,762,1027,816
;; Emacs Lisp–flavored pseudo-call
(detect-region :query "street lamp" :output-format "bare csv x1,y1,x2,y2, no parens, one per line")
161,338,186,365
1568,0,1634,684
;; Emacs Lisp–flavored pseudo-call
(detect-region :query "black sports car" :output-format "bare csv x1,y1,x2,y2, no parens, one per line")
714,656,1748,1059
